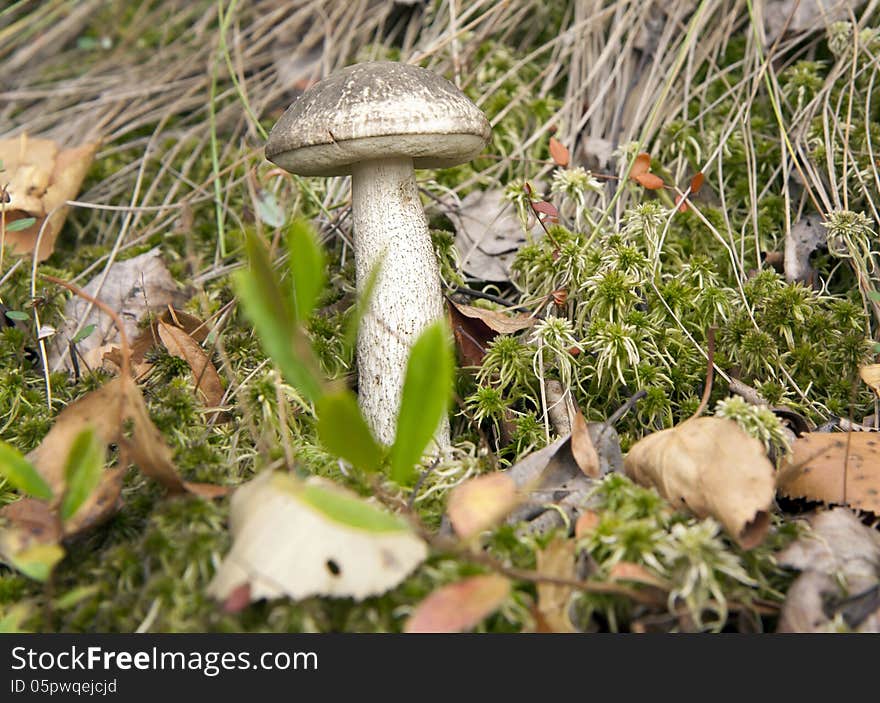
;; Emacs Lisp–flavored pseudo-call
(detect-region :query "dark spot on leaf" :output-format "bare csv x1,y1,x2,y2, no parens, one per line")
326,559,341,576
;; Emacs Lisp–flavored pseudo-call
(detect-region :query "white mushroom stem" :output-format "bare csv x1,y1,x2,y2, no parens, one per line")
350,156,450,447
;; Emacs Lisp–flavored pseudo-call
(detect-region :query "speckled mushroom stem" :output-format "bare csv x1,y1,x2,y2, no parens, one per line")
350,156,450,448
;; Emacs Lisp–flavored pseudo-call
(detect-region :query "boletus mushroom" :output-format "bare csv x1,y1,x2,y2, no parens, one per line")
266,61,491,446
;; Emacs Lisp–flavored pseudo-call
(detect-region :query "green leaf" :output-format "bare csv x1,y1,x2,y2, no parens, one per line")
389,321,454,485
287,218,326,321
8,543,65,582
60,427,105,522
868,290,880,304
71,323,97,344
316,391,384,473
234,231,325,402
4,310,29,321
0,440,53,500
284,478,410,533
5,217,36,232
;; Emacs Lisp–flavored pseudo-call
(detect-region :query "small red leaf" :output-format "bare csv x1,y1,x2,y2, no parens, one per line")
630,152,652,180
690,171,705,194
551,289,568,306
675,194,689,212
549,137,570,167
532,201,559,218
635,172,664,190
404,575,511,633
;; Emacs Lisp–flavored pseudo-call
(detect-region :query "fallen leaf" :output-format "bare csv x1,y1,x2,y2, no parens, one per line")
777,508,880,632
445,188,527,282
504,425,623,536
49,248,184,373
447,298,535,367
448,299,536,335
778,433,880,514
208,472,427,603
535,538,577,632
157,321,224,409
624,417,775,549
0,134,98,261
571,411,600,478
549,137,570,167
104,306,210,379
532,200,559,221
447,473,519,539
860,365,880,397
404,574,511,633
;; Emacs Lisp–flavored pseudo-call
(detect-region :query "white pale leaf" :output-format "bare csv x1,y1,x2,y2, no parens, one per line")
208,472,427,603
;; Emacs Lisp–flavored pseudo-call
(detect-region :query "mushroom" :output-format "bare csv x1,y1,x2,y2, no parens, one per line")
266,61,491,446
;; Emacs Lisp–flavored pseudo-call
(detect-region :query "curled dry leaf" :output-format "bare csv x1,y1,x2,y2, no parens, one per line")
208,472,426,603
0,134,99,261
778,433,880,514
404,574,511,633
157,321,224,410
624,417,775,549
447,473,519,540
549,137,570,167
535,537,577,632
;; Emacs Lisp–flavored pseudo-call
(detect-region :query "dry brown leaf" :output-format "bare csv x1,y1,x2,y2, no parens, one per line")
404,574,511,633
571,411,600,478
448,300,536,335
549,137,570,167
860,365,880,397
0,135,99,261
447,473,519,540
0,499,61,547
624,417,775,549
104,306,210,379
778,433,880,514
157,321,224,409
27,379,125,495
535,537,577,632
120,379,188,495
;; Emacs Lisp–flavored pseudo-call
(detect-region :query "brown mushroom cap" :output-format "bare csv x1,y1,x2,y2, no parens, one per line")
265,61,491,177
